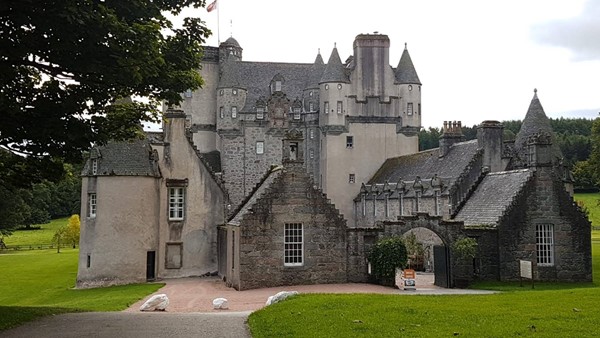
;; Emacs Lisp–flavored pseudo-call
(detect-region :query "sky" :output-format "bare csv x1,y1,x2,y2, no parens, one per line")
169,0,600,129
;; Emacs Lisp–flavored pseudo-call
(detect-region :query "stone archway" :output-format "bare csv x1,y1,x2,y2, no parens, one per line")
376,212,467,288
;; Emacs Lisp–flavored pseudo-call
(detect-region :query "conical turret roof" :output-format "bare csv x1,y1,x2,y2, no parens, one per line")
514,89,562,160
320,45,349,83
304,50,326,89
395,44,421,85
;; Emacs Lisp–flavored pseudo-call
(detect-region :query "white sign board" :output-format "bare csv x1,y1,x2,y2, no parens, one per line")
519,260,533,279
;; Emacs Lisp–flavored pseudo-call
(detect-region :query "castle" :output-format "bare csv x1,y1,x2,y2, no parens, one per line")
77,34,591,289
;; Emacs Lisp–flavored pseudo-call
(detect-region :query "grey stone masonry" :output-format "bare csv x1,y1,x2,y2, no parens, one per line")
235,162,347,290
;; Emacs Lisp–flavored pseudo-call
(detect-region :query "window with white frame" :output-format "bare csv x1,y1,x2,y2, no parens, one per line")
309,149,314,159
293,107,301,120
256,107,264,120
407,102,413,115
92,159,98,175
324,101,329,114
231,106,237,118
349,173,355,183
337,101,343,114
536,224,554,266
275,81,282,92
310,129,315,139
168,187,185,221
219,106,224,119
88,193,97,218
284,223,303,266
309,102,314,112
256,141,264,154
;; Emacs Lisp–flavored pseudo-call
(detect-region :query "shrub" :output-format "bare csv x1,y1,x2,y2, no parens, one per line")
453,237,478,261
368,237,408,284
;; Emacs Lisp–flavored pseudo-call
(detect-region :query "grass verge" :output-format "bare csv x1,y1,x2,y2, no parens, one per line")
0,249,163,331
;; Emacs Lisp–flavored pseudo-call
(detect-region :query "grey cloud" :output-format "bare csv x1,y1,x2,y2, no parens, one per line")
531,1,600,61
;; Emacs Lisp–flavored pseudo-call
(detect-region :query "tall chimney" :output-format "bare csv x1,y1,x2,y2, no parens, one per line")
439,121,464,157
353,34,390,99
477,120,504,172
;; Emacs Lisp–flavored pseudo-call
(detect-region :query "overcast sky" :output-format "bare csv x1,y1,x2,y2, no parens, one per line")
171,0,600,129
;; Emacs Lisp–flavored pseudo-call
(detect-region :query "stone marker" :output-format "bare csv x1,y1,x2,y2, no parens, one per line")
265,291,299,306
212,297,229,310
139,294,169,311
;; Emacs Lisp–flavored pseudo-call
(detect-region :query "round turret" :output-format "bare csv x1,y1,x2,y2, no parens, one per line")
219,37,243,62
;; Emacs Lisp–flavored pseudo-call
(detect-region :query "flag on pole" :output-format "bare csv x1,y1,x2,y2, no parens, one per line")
207,0,217,12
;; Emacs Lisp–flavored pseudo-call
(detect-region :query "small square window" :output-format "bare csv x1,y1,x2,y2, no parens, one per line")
346,136,354,148
337,101,343,114
256,107,264,120
349,174,355,184
219,89,224,96
231,106,237,118
256,141,264,154
232,89,238,95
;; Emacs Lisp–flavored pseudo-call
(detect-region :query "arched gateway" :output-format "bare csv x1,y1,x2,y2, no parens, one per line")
347,212,469,288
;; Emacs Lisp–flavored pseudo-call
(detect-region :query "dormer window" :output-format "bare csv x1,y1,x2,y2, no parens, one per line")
275,81,282,92
293,107,301,120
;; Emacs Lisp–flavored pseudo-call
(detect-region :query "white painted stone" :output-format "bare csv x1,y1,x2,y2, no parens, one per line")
212,297,229,310
139,294,169,311
265,291,299,306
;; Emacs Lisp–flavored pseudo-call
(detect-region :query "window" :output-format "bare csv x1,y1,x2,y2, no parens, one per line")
92,159,98,175
349,174,355,184
324,101,329,114
418,103,421,115
309,102,314,112
324,84,329,90
346,136,354,148
337,84,342,90
309,149,314,159
385,194,389,217
256,141,264,154
434,191,441,216
219,89,224,96
184,89,192,98
88,193,97,218
407,102,413,116
219,106,224,119
536,224,554,266
310,129,315,139
284,223,303,266
361,194,366,216
275,81,282,92
309,91,313,97
86,254,91,268
232,89,238,95
231,106,237,118
168,187,185,221
337,101,343,114
256,107,264,120
293,107,301,120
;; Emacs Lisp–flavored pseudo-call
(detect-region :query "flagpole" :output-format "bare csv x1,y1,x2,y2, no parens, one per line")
217,0,220,45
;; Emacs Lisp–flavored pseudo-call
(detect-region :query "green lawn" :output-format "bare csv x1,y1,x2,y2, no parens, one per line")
248,232,600,337
0,249,163,331
2,217,69,246
574,192,600,227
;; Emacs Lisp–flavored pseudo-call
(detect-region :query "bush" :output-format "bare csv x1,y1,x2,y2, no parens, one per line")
453,237,478,261
368,237,408,285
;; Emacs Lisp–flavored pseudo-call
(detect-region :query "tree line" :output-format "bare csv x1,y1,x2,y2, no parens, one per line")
418,117,600,190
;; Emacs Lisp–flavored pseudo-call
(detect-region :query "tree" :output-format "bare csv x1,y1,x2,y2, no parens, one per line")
52,225,66,253
588,117,600,185
64,214,80,248
0,1,211,233
368,237,408,286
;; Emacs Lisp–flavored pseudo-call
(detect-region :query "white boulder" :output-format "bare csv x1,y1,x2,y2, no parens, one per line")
212,297,229,310
139,294,169,311
265,291,299,306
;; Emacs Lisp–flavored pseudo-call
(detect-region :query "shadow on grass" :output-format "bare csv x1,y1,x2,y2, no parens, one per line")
0,306,85,331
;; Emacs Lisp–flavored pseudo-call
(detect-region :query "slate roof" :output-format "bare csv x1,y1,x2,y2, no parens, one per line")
513,90,562,162
455,169,533,226
82,140,161,177
395,46,421,85
304,53,326,89
201,150,222,173
368,140,480,185
320,46,350,83
219,61,318,112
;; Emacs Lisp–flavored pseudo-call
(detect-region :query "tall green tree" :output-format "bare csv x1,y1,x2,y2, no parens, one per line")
0,0,211,233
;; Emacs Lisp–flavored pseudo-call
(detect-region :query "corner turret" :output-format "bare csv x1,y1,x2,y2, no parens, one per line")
219,37,243,63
